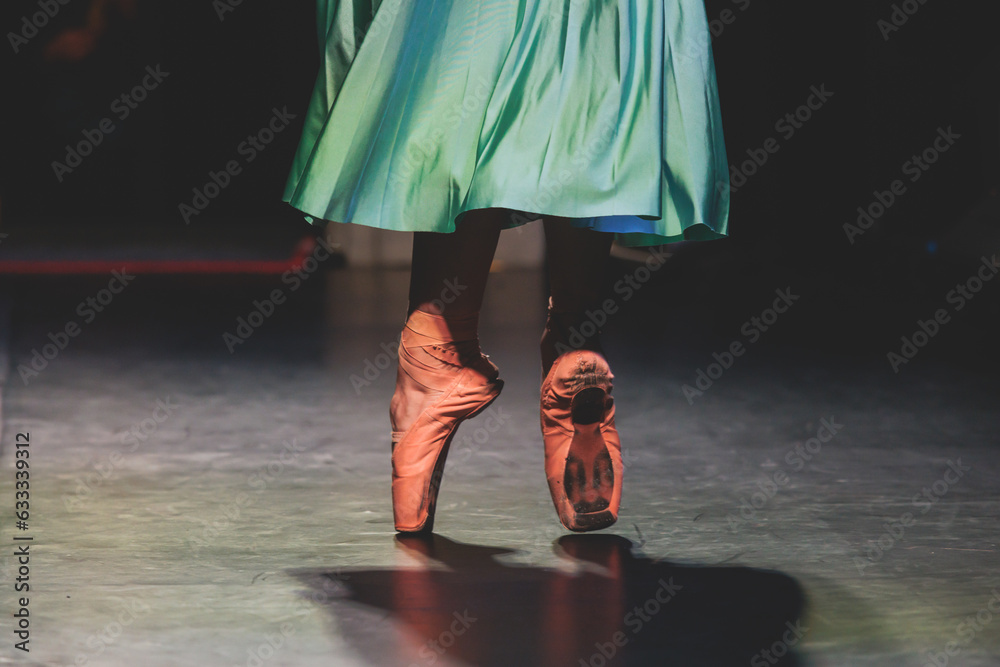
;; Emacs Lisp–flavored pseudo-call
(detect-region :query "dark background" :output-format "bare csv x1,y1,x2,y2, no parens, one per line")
1,0,998,363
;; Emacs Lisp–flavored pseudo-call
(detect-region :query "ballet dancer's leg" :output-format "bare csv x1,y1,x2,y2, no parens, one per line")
406,208,505,317
539,216,621,532
540,216,615,378
390,208,507,532
394,209,505,432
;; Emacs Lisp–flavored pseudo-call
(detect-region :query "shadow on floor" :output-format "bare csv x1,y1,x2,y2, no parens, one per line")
291,534,808,667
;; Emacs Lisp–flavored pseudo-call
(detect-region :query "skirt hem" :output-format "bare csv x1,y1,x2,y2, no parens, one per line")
286,199,729,248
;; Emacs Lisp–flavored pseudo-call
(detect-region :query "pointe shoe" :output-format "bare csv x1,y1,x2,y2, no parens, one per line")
390,310,503,533
540,349,622,532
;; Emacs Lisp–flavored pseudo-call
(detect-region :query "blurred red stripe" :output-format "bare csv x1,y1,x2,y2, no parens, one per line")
0,236,318,275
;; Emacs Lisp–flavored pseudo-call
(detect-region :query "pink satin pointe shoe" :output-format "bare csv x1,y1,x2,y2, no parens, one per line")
390,309,503,533
539,297,622,531
540,348,623,532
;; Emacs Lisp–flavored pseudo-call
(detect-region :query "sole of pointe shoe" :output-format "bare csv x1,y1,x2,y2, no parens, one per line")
394,379,504,534
558,386,619,533
564,509,618,532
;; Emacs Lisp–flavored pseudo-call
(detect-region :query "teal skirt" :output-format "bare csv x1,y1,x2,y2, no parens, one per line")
283,0,730,247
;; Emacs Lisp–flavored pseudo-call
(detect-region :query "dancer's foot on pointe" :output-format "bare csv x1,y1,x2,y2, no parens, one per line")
390,309,503,533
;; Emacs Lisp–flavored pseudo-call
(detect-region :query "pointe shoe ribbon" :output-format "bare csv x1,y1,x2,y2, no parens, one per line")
390,309,503,533
540,350,622,532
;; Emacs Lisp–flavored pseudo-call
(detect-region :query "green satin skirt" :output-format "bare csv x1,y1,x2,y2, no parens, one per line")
283,0,730,247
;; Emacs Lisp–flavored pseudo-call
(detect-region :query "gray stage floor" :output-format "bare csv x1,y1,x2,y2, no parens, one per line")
0,264,998,666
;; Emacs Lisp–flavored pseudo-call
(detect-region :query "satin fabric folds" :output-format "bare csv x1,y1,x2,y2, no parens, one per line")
283,0,730,247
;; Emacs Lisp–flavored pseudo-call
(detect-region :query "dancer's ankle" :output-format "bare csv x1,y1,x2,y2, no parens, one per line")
404,308,480,346
541,307,605,377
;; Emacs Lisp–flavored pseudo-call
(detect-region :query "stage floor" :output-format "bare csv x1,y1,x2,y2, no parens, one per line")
0,265,997,666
